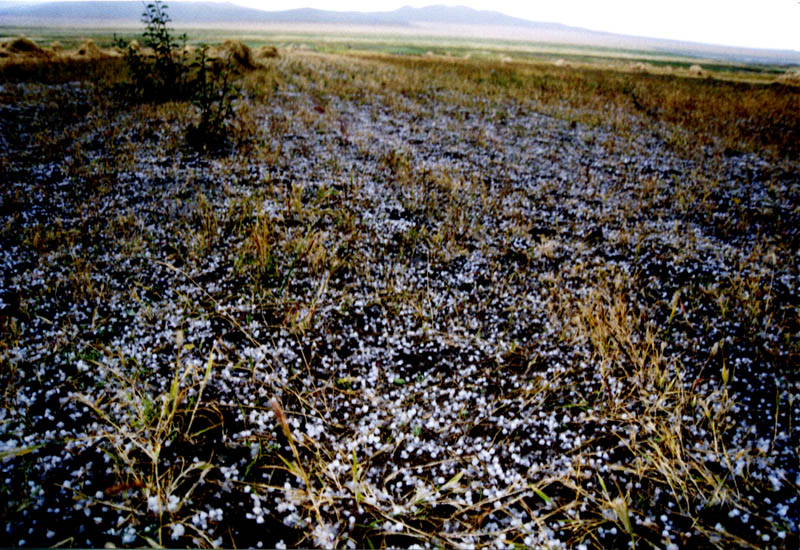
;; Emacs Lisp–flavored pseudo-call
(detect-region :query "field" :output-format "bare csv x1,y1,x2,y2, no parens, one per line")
1,28,799,549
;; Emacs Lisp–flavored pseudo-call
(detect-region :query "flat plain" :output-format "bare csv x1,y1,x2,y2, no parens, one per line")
1,28,799,549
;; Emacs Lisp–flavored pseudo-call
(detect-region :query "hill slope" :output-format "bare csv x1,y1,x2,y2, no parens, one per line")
0,1,564,27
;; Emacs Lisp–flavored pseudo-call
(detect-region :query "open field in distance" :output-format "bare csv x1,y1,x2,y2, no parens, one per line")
2,24,799,80
1,30,799,549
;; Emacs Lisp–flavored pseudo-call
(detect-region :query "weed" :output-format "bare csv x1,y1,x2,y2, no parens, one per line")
111,1,242,152
185,45,240,153
114,1,188,102
74,337,221,546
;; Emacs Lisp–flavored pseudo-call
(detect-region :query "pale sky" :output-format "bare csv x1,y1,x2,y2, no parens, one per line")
229,0,800,51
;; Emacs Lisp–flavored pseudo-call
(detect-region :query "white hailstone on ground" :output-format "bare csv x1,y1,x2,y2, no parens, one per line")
170,523,185,540
121,528,136,544
166,494,180,513
147,495,160,514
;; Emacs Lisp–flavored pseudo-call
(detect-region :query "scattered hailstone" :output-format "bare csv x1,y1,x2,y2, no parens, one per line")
312,522,336,548
170,523,185,540
3,65,799,550
121,529,136,545
147,496,160,514
166,494,180,513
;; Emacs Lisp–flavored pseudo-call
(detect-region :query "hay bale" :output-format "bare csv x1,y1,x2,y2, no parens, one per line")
1,36,54,59
222,39,255,69
688,64,704,76
76,39,103,58
254,45,279,59
778,68,800,85
115,39,142,56
203,45,221,59
68,39,121,60
9,37,42,53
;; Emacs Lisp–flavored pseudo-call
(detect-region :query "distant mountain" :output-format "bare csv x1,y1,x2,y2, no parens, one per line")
1,1,798,65
390,5,568,29
0,1,274,22
0,1,574,28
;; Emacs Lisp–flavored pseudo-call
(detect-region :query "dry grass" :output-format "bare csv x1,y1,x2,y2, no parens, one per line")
343,53,800,159
3,37,797,157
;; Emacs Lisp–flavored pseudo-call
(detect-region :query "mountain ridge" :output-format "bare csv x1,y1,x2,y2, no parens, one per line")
1,1,798,65
0,1,570,28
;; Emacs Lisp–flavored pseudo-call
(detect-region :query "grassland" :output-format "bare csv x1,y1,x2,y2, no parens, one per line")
1,32,799,549
2,24,797,77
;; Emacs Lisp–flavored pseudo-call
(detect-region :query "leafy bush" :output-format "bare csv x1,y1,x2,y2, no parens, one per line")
114,1,188,101
185,46,240,154
114,0,241,153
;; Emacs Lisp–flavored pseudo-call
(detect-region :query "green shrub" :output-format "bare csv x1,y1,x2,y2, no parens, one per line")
185,46,240,154
114,1,241,153
114,1,188,101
